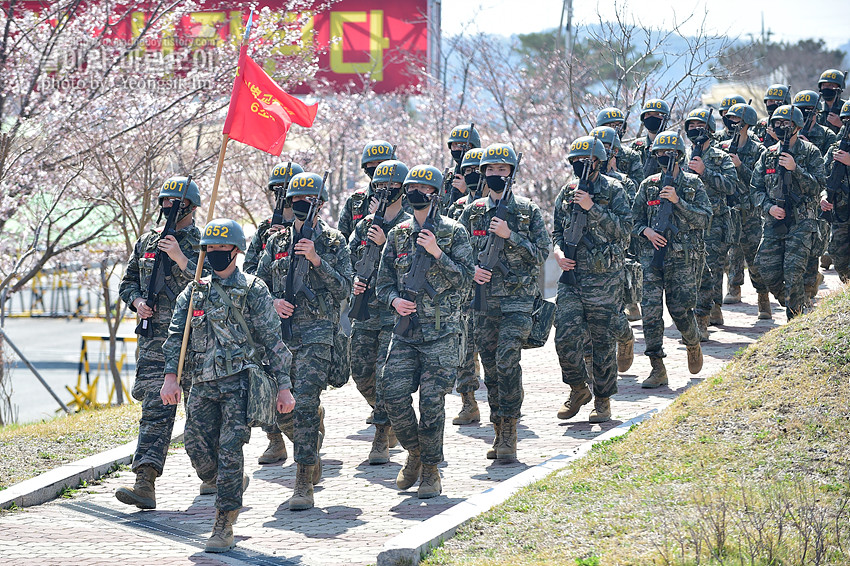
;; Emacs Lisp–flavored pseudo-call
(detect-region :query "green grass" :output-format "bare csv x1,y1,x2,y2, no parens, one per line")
423,286,850,566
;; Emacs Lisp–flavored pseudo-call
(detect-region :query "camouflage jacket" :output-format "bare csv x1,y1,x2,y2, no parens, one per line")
244,216,294,275
632,170,713,257
719,131,766,213
801,122,837,157
685,142,738,224
753,117,770,145
257,218,353,346
458,192,551,311
818,98,847,134
628,134,653,167
338,185,372,240
348,209,413,331
822,136,850,217
616,144,645,187
163,268,292,389
119,224,202,350
376,213,474,341
552,174,633,274
751,137,827,235
604,168,637,205
447,193,477,221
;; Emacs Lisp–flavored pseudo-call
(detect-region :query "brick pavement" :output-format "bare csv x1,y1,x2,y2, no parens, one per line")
0,272,842,566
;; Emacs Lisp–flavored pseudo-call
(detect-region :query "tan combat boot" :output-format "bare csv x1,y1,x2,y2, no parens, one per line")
452,391,480,425
757,292,772,320
387,425,398,449
697,314,710,342
115,465,157,509
556,384,592,420
723,284,741,304
396,448,422,490
625,302,642,321
368,424,390,465
821,253,833,269
418,464,442,499
200,478,216,495
641,357,668,388
204,509,239,553
617,335,635,373
588,397,611,423
258,432,287,465
289,463,314,511
687,343,703,374
497,417,518,460
709,303,724,326
486,419,502,460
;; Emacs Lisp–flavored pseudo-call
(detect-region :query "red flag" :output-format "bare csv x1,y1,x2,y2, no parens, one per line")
222,45,318,156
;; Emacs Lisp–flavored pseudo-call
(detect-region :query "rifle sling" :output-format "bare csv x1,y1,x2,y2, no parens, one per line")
210,279,261,375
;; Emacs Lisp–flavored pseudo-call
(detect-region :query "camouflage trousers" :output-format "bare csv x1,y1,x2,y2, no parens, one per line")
455,311,481,394
350,325,392,426
641,253,701,358
828,220,850,282
727,208,766,292
554,272,622,399
755,228,815,315
804,220,830,289
383,332,458,466
185,373,251,512
130,372,190,476
696,216,731,317
474,302,533,423
276,342,327,466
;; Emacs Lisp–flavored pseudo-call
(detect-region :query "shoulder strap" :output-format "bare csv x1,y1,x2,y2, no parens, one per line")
210,280,256,351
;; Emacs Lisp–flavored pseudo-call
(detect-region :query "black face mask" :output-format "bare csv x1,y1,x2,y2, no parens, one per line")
292,199,313,221
485,175,507,194
798,108,812,122
571,160,588,178
207,249,234,272
387,186,404,204
821,88,841,102
406,189,432,210
686,128,707,143
450,149,464,162
766,103,780,116
160,202,190,222
657,154,673,168
464,171,481,191
722,116,740,132
643,115,663,133
772,125,791,139
364,166,377,179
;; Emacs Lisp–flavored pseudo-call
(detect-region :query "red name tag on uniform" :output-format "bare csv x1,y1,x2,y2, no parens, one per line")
353,214,364,221
262,244,266,250
143,252,156,258
398,252,408,258
766,168,776,174
473,229,487,236
647,200,661,206
361,240,368,246
193,309,204,317
275,252,289,260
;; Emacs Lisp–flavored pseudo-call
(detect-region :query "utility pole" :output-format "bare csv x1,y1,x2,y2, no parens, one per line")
564,0,573,57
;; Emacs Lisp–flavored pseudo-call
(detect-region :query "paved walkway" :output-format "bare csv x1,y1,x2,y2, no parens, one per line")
0,273,842,565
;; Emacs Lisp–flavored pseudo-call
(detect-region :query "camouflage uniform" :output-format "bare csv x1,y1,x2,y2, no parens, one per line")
615,145,645,187
603,169,639,346
752,118,771,145
751,138,827,316
686,143,738,318
459,194,551,422
819,99,847,134
244,217,293,276
338,185,373,240
347,210,412,426
257,218,353,465
553,175,632,398
800,123,836,292
632,170,713,358
628,135,653,168
720,133,768,293
163,269,292,512
822,140,850,282
375,214,474,465
118,224,201,476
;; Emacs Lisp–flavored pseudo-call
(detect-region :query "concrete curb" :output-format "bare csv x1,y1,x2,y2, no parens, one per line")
376,409,658,566
1,420,185,510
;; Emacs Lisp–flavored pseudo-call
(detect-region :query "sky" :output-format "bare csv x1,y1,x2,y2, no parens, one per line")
441,0,849,50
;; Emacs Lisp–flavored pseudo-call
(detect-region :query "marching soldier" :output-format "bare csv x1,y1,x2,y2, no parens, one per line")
160,219,295,552
632,131,711,387
553,136,632,423
459,143,551,461
376,165,474,498
630,98,671,175
338,140,396,240
753,84,792,144
115,176,204,510
717,94,747,141
440,123,481,212
596,107,645,186
820,101,850,282
257,172,353,510
817,69,847,134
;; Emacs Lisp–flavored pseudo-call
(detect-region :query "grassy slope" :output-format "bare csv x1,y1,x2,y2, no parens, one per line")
424,287,850,566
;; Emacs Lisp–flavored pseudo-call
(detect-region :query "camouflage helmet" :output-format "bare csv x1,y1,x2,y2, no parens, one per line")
589,126,622,153
158,176,201,207
460,147,485,170
479,143,519,174
596,107,626,127
684,108,716,133
719,95,746,114
818,69,846,90
792,90,820,110
446,124,481,149
287,172,329,201
769,105,805,129
841,101,850,120
268,162,305,190
568,135,608,162
640,98,670,118
403,165,444,192
650,130,686,156
764,84,792,104
200,218,246,252
360,140,395,167
372,160,409,186
726,103,759,127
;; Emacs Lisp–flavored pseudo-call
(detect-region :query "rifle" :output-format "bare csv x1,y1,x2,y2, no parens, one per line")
442,123,475,207
689,108,713,160
471,152,524,313
393,194,440,338
559,141,597,286
772,131,801,236
819,125,850,223
650,151,680,270
349,172,393,322
280,171,329,342
619,107,631,138
642,96,677,178
801,94,821,139
271,162,291,226
135,175,190,338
